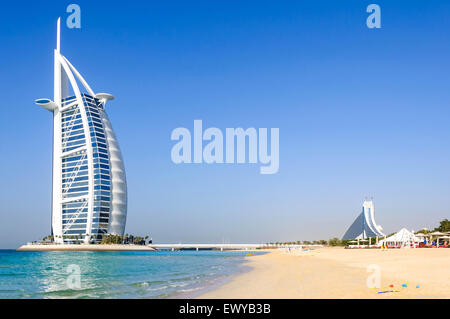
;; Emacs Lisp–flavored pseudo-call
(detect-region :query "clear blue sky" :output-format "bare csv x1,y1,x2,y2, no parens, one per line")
1,1,449,248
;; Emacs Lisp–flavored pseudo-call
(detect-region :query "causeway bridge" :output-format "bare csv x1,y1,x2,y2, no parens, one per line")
147,243,314,251
148,243,267,251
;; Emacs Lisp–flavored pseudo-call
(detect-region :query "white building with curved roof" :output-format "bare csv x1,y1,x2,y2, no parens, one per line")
342,200,384,240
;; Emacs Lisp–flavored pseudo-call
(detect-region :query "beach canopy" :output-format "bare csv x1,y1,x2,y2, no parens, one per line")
415,233,427,237
429,231,445,236
378,228,419,247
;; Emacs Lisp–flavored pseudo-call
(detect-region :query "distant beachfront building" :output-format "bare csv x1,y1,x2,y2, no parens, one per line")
342,200,384,240
35,19,127,244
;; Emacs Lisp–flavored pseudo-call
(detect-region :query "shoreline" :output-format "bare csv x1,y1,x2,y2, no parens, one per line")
198,247,450,298
173,251,266,299
16,244,157,251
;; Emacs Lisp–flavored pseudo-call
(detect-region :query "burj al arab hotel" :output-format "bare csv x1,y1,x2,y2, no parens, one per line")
35,19,127,244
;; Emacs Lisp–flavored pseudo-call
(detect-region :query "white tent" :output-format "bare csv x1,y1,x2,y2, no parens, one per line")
378,228,420,248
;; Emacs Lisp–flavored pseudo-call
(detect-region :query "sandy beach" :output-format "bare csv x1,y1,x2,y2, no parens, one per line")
199,247,450,298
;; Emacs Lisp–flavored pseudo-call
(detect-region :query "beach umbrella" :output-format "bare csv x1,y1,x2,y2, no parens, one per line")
429,232,445,247
415,233,426,244
416,233,432,244
438,235,450,244
348,240,357,247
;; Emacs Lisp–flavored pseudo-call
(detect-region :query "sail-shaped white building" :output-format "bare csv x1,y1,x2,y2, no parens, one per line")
342,200,384,240
36,19,127,244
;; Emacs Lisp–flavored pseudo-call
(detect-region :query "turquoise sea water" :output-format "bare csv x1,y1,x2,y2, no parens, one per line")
0,249,260,299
